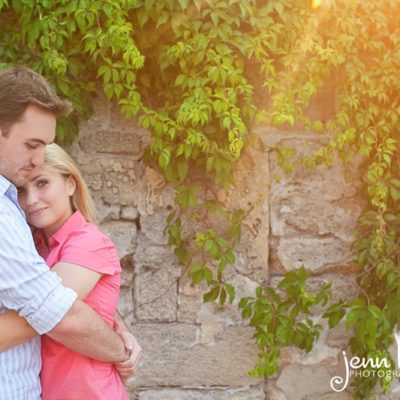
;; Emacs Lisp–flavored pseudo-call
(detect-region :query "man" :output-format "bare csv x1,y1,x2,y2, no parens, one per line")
0,66,140,399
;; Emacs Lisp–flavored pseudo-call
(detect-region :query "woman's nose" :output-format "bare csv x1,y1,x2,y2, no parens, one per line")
25,190,39,206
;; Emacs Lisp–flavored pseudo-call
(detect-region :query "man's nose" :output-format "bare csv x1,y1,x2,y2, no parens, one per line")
30,147,46,167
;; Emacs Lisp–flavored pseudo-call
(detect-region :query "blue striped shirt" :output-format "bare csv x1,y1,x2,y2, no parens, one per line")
0,175,77,400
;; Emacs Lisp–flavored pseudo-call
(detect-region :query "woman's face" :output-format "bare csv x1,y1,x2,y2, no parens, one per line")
18,166,76,238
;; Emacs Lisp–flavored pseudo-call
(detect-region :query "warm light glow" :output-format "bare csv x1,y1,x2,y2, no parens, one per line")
312,0,323,10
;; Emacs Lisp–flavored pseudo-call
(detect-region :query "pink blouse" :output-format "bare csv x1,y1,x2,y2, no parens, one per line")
36,211,128,400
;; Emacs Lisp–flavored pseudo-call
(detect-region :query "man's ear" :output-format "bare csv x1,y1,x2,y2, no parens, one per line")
67,176,77,196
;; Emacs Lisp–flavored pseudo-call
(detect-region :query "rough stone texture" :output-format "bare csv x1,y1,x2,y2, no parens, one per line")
224,145,270,282
274,237,354,272
100,220,137,256
276,364,347,400
263,133,363,274
125,324,261,389
138,386,265,400
133,263,180,321
68,96,391,399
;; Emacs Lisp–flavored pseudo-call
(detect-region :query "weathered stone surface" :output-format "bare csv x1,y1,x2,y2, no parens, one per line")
326,321,351,350
265,384,288,400
270,196,362,243
78,97,150,157
305,392,353,400
94,198,121,221
225,146,270,282
72,153,147,208
276,364,339,400
126,324,261,388
178,274,259,325
100,220,137,257
269,140,362,203
70,95,368,399
177,276,206,323
137,386,265,400
273,237,353,272
134,264,180,322
79,127,144,157
139,211,169,244
121,206,139,220
118,286,135,326
134,241,176,268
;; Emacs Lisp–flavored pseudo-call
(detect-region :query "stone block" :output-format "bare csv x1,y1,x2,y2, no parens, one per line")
265,385,288,400
305,393,353,400
136,386,265,400
121,206,139,221
225,145,270,282
118,286,135,326
126,324,261,388
78,95,150,157
134,242,176,268
273,237,353,272
276,363,346,400
100,221,137,257
134,265,180,322
74,153,148,208
94,198,121,221
79,127,144,157
178,274,259,325
270,196,362,242
269,139,362,204
139,212,169,244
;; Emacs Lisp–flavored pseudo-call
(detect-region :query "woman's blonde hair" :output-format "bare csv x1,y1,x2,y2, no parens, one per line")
44,143,97,223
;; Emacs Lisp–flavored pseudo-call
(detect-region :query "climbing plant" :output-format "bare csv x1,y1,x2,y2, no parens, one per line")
1,0,400,398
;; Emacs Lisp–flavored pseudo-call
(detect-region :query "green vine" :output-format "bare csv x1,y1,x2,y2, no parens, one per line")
1,1,400,398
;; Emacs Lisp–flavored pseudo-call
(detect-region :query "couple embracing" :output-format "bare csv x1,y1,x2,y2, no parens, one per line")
0,66,142,399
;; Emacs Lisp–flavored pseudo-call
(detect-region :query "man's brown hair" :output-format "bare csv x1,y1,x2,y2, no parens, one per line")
0,65,72,136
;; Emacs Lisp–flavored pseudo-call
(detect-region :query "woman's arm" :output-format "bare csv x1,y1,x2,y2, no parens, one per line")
0,311,38,351
0,262,101,352
51,261,102,300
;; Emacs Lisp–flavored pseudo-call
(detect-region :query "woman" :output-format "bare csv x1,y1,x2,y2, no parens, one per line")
1,143,134,399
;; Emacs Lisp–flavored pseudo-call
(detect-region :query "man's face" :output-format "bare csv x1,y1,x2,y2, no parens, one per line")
0,104,56,187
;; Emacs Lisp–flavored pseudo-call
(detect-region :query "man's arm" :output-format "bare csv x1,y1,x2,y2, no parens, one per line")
48,299,129,362
0,302,129,363
46,262,129,362
0,261,129,361
0,210,126,361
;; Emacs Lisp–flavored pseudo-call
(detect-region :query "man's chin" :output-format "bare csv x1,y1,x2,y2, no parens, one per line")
13,173,29,187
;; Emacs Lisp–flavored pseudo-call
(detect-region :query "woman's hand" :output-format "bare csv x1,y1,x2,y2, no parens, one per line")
113,313,142,381
115,331,142,381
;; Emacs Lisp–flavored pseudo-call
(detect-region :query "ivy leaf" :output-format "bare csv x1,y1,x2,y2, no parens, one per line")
178,0,189,10
204,286,220,303
159,149,171,169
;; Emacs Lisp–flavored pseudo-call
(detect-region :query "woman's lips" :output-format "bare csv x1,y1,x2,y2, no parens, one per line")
29,208,47,216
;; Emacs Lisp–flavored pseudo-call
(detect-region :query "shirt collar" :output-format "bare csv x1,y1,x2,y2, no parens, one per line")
0,175,25,217
0,174,16,198
49,211,87,246
0,175,10,197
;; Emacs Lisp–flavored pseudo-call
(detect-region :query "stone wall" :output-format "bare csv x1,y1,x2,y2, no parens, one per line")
66,96,378,399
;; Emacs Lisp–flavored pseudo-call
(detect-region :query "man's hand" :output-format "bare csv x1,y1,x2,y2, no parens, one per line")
115,331,142,381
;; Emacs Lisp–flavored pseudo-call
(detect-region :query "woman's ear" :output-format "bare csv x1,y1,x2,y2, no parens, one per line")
66,176,77,196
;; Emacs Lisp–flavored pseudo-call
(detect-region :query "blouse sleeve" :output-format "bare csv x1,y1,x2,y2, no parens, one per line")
59,230,121,276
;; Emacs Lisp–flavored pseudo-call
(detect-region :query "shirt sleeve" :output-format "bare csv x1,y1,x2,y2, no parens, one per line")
59,229,121,276
0,205,77,335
